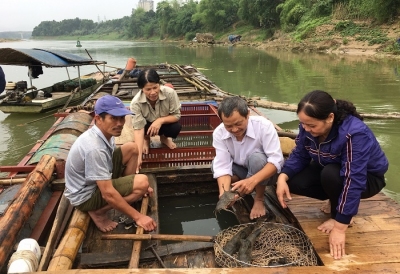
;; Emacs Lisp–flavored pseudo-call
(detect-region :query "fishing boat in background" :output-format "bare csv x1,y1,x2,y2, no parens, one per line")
0,64,400,273
0,48,107,113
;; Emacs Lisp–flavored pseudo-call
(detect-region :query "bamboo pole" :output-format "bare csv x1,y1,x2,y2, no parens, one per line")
47,208,90,270
0,154,56,268
103,233,215,242
0,178,26,185
128,196,149,268
38,194,71,271
254,99,400,120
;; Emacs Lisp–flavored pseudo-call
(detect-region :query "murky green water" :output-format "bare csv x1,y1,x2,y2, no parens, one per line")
1,40,399,202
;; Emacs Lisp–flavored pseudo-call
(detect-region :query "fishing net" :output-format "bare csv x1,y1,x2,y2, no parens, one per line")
214,222,318,267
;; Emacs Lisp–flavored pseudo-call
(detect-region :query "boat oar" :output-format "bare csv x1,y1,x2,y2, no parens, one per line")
102,233,216,242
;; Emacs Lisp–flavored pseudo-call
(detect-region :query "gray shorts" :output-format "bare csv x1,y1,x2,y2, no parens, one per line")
76,147,134,212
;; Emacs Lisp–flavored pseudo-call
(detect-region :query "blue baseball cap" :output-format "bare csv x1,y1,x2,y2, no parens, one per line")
94,95,133,116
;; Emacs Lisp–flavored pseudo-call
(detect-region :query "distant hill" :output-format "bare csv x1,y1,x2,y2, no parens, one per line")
0,31,32,39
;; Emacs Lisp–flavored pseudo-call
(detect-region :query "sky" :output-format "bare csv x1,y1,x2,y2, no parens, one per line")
0,0,162,32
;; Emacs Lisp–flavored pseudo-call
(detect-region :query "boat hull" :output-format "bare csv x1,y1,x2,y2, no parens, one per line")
0,82,102,113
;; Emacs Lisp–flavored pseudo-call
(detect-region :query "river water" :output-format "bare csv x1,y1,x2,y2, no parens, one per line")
1,40,399,202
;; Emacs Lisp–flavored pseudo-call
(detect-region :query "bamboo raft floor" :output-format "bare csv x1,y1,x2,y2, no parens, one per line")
37,191,400,273
40,114,400,273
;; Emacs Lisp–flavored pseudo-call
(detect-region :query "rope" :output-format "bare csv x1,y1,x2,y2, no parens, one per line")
8,250,39,271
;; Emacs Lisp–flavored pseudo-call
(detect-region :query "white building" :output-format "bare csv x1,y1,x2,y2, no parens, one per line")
138,0,154,12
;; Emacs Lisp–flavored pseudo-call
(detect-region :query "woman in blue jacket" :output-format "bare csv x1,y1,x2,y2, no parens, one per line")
276,90,388,260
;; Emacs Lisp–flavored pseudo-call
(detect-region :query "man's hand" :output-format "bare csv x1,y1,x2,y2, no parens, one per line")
146,186,154,197
231,178,255,196
136,214,157,231
136,157,142,174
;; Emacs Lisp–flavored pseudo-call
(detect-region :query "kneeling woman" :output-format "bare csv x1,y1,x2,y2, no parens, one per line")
276,90,388,260
130,69,182,173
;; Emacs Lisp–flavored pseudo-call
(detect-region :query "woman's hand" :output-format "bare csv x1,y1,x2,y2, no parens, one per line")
329,222,347,260
276,174,292,208
146,118,163,137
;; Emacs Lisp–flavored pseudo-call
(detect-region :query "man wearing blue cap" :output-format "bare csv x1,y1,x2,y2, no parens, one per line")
65,95,157,232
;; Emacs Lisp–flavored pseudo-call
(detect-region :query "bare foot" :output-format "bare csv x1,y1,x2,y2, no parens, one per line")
317,218,355,234
160,135,177,149
88,210,118,232
143,137,150,154
317,218,335,234
250,198,266,220
320,200,331,214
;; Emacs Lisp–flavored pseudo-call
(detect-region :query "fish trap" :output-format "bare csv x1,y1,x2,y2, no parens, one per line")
214,222,318,268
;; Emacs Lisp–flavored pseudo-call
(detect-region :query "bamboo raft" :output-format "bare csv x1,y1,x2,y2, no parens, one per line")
0,64,400,273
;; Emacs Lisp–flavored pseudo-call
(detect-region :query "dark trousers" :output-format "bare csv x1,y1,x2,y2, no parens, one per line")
287,161,386,219
144,121,182,139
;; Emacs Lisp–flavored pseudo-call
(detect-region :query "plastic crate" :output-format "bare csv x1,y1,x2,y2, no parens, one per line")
142,147,215,168
173,135,213,147
180,103,220,131
141,103,218,168
181,103,218,115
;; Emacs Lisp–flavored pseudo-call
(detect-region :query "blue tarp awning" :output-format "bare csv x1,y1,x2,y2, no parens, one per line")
0,48,106,67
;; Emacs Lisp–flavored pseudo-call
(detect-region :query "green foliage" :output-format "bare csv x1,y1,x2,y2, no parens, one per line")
383,41,400,54
333,0,400,23
294,17,329,40
192,0,239,31
334,20,389,45
29,0,400,45
238,0,280,29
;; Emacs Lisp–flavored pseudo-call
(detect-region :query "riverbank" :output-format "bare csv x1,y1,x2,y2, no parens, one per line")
183,20,400,58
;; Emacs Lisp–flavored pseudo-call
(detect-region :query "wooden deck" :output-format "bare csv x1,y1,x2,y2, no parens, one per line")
49,114,400,273
37,191,400,273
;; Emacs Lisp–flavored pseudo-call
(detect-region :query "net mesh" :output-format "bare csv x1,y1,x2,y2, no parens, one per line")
214,222,318,267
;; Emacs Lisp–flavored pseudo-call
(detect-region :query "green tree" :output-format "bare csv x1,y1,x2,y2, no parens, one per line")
192,0,239,31
238,0,281,28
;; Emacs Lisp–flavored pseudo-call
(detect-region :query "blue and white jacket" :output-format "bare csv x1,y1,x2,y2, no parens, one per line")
281,115,388,224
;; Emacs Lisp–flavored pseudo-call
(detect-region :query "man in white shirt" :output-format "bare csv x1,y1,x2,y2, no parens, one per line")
212,96,284,219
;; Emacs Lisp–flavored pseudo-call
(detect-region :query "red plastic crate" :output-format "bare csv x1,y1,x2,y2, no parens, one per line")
142,147,215,168
141,103,218,168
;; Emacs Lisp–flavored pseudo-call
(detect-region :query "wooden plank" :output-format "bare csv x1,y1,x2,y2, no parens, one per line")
103,233,215,242
36,262,400,273
79,242,214,268
30,190,63,245
129,196,149,268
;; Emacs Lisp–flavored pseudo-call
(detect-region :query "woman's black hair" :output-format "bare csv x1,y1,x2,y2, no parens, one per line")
218,96,248,119
297,90,363,124
137,69,160,89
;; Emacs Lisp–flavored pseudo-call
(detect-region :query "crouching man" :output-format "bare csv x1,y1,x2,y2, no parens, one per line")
212,96,284,220
65,95,156,232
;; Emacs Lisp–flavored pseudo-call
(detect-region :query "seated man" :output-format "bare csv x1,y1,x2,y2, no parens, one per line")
65,95,157,232
212,97,284,219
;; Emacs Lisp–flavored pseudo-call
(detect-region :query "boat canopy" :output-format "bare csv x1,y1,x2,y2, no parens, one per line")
0,48,106,67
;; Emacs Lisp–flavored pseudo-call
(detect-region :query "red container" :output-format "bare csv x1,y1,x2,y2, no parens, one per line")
142,103,219,168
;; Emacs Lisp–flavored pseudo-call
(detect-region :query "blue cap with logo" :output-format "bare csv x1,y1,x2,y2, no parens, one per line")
94,95,133,116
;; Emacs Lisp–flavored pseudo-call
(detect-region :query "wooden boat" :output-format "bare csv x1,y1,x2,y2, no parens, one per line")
0,48,106,113
1,64,400,273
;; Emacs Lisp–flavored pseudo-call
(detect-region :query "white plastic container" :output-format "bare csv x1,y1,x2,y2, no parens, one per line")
7,238,41,274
